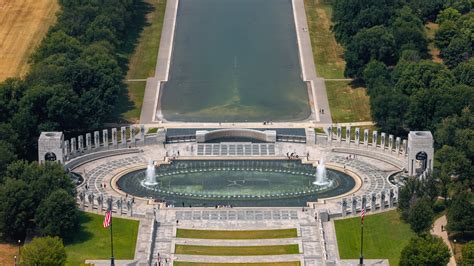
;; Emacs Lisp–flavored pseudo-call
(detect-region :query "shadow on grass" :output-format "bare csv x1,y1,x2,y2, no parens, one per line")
113,0,155,123
348,78,365,88
64,212,93,245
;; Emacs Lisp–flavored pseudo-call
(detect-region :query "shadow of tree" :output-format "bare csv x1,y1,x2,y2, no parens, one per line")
64,212,93,245
113,0,155,122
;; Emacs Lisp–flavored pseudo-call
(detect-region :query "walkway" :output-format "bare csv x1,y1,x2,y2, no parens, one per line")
141,121,375,129
431,215,456,266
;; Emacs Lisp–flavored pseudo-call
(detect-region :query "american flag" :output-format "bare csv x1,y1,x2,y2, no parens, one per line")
361,208,365,224
103,210,111,228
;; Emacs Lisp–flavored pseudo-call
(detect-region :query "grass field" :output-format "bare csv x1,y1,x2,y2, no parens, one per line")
0,242,17,266
64,212,139,266
174,262,301,266
304,0,345,79
175,244,300,256
176,229,298,239
0,0,59,81
325,81,371,122
334,210,415,266
123,0,167,122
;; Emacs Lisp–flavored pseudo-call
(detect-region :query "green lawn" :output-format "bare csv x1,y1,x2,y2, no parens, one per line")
124,0,167,121
304,0,345,79
174,262,301,266
326,80,372,123
65,212,139,266
176,229,297,239
334,210,415,266
175,244,299,256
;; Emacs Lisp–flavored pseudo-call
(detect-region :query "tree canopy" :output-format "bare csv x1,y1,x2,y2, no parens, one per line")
21,236,67,266
0,0,142,160
0,162,75,240
400,235,450,266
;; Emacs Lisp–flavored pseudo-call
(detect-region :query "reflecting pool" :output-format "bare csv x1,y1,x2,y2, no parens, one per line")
160,0,310,122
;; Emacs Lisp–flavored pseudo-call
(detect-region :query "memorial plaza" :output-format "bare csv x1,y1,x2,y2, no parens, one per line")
36,0,436,265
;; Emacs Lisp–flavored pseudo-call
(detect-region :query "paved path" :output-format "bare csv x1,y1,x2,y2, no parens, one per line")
292,0,332,124
126,79,148,82
324,78,353,81
431,215,456,266
140,0,178,123
141,121,375,129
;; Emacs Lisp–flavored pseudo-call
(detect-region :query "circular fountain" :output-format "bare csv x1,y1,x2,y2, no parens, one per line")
116,160,356,207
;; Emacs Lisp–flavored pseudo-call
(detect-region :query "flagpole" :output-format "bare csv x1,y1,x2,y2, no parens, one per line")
359,214,364,265
110,208,115,266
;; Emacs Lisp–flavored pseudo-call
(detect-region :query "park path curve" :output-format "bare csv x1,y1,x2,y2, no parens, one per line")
431,215,456,266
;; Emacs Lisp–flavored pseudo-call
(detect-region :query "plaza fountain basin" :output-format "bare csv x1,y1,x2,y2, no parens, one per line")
115,160,356,207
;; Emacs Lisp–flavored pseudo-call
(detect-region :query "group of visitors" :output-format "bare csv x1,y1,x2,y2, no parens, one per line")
215,204,233,208
346,154,356,160
319,109,325,114
286,152,299,159
263,120,273,125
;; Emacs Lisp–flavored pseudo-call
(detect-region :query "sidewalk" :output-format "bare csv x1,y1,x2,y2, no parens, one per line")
431,215,456,266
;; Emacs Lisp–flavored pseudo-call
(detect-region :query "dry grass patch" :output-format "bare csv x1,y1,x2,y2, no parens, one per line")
425,22,443,63
326,81,371,123
304,0,345,78
0,242,18,265
0,0,59,81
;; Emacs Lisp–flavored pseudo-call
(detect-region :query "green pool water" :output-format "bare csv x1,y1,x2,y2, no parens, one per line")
160,0,310,122
117,160,355,207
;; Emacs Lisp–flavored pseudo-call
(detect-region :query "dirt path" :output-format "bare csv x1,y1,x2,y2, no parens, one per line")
431,215,456,266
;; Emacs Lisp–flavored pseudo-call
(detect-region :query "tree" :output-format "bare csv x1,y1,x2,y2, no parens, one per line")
447,191,474,234
453,59,474,86
31,30,82,63
371,90,408,135
435,145,472,183
5,161,75,203
400,235,450,266
363,60,392,96
332,0,401,44
344,26,397,78
0,78,26,123
392,60,454,96
0,123,18,177
390,7,428,57
407,0,445,21
442,36,472,68
0,178,34,240
445,0,473,14
435,20,459,51
460,241,474,266
21,236,67,266
398,177,422,220
36,189,79,239
408,197,434,234
436,7,462,25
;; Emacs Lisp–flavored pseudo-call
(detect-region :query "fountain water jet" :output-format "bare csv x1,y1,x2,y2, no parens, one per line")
313,159,329,186
144,160,158,186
